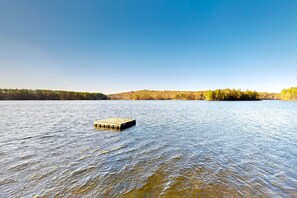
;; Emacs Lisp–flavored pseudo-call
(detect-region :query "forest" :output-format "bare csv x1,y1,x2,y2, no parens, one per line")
0,89,108,100
109,89,282,101
280,87,297,100
258,92,280,100
109,90,205,100
203,89,259,101
108,89,276,101
0,88,283,101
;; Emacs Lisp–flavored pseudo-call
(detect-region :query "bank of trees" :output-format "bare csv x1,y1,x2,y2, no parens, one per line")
203,89,259,101
280,87,297,100
258,92,280,100
109,89,261,101
0,89,108,100
2,88,293,101
109,90,204,100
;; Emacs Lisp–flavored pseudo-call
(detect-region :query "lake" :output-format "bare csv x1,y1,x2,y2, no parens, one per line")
0,101,297,197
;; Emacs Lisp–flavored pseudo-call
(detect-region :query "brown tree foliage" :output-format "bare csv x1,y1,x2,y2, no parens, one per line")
109,90,204,100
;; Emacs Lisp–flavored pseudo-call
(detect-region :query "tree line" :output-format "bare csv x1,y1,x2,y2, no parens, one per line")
280,87,297,100
203,89,259,101
1,88,290,101
109,89,270,101
109,90,205,100
0,89,108,100
258,92,280,100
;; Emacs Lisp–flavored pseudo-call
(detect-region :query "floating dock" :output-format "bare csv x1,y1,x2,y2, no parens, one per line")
94,118,136,130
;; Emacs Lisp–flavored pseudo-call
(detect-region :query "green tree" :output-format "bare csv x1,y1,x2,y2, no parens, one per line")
281,87,297,100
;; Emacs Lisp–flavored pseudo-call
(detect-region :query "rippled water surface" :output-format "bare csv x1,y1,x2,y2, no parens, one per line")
1,100,297,197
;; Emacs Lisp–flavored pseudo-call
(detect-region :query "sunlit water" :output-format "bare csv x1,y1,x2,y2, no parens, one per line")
0,101,297,197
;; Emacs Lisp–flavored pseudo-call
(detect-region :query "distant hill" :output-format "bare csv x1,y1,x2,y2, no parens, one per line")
109,89,280,101
109,90,204,100
258,92,280,100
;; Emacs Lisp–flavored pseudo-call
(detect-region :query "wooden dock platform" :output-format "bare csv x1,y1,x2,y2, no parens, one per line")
94,118,136,130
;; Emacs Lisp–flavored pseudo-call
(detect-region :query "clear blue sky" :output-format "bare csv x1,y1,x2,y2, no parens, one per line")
0,0,297,93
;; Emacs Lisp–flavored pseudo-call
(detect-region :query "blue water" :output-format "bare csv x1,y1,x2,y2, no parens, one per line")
0,100,297,197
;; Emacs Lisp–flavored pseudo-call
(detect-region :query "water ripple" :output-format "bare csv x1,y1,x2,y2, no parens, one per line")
1,100,297,197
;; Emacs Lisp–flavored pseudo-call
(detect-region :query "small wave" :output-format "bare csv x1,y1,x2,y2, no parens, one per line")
96,145,126,156
0,178,17,186
71,166,96,177
39,135,57,139
9,161,38,172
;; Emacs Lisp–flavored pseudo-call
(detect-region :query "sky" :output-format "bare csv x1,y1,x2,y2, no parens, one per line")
0,0,297,94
